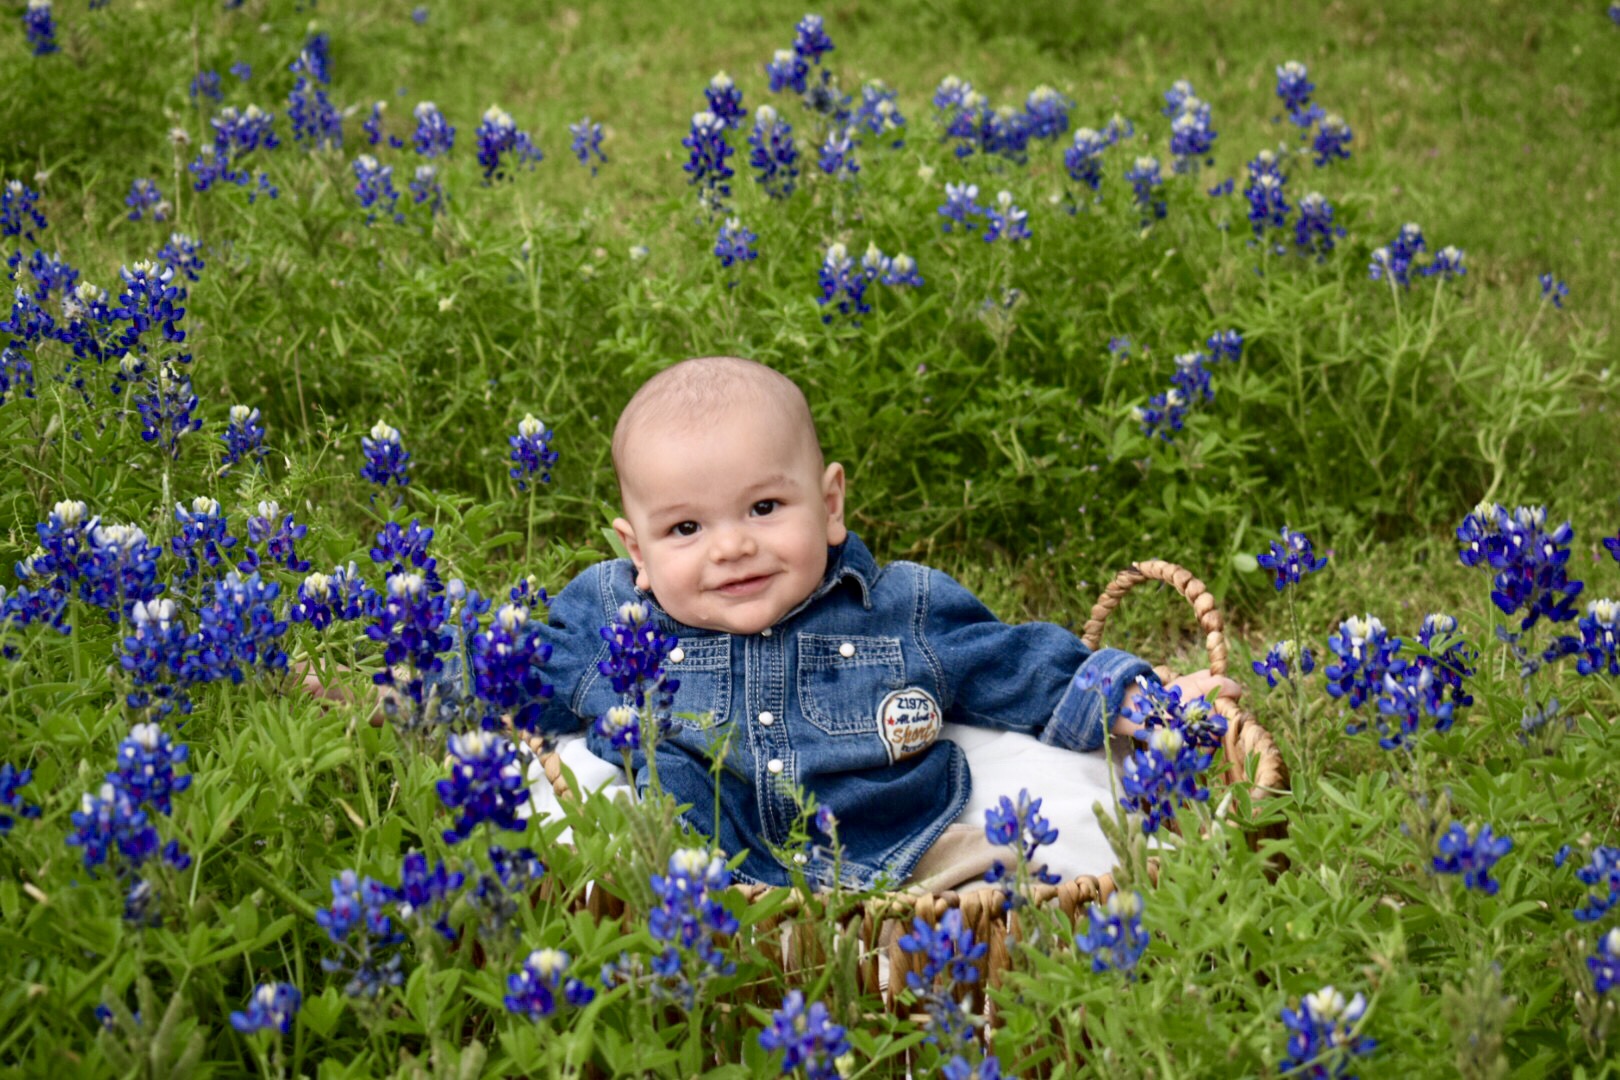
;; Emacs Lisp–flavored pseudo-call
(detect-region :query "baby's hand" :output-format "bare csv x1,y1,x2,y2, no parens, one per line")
1113,667,1244,739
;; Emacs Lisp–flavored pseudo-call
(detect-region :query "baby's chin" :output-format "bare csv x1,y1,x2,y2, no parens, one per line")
664,594,807,636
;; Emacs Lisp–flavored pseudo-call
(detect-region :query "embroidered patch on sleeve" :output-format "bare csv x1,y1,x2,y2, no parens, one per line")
879,687,942,763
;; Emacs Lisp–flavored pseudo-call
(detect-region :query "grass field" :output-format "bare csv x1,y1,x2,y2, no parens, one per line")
2,0,1618,1076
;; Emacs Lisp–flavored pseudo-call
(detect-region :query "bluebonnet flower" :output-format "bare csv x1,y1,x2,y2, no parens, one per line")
1168,96,1217,173
1108,335,1132,357
287,54,342,150
881,253,923,288
408,165,446,215
1161,78,1196,117
1455,504,1583,630
1023,85,1072,141
1245,157,1290,239
1369,664,1456,750
474,105,543,183
1207,178,1235,197
1075,890,1151,977
66,782,159,873
1311,113,1353,166
109,723,191,815
592,704,640,752
81,522,165,623
816,243,870,323
1254,639,1315,688
26,250,78,301
1121,725,1213,834
1122,675,1227,748
1569,845,1620,923
1326,614,1406,714
1,343,35,407
230,61,251,81
1125,156,1167,221
190,70,224,103
299,31,332,83
1538,273,1569,309
220,404,265,474
984,190,1030,243
758,991,850,1080
24,0,58,56
682,110,734,215
1421,245,1466,281
938,182,985,234
1412,613,1476,710
1279,986,1376,1077
1433,822,1512,895
411,101,455,157
1206,329,1243,363
505,949,596,1019
352,155,402,225
361,420,411,494
393,851,465,941
1171,350,1214,403
120,598,196,716
598,601,679,730
1103,112,1135,144
361,102,392,148
705,72,745,129
412,6,428,24
713,218,758,275
463,844,546,938
1293,191,1344,259
0,763,41,835
1592,929,1620,996
508,413,558,490
1133,388,1189,442
112,260,187,349
747,106,799,199
932,75,973,112
229,983,301,1035
982,789,1062,902
237,500,310,574
370,519,438,583
466,603,555,732
1256,527,1329,591
853,80,905,147
1,180,48,242
1368,223,1427,289
896,908,987,1048
1064,127,1111,193
289,565,373,630
1548,598,1620,678
315,869,406,999
1611,1,1620,24
367,571,452,713
765,48,810,95
437,730,530,844
191,570,289,682
1275,61,1319,125
568,117,607,176
793,13,835,64
817,126,859,179
134,363,202,457
156,232,205,283
645,849,738,1003
125,179,168,223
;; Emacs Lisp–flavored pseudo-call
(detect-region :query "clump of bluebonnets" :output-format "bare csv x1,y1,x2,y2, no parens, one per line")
683,110,735,217
704,72,745,129
569,117,607,176
982,788,1062,907
1120,719,1214,835
1564,845,1620,923
758,991,851,1080
1257,527,1329,592
125,179,169,223
1254,639,1315,688
1279,986,1376,1077
600,849,739,1008
1326,615,1406,714
897,908,988,1051
465,602,554,732
1456,503,1584,630
352,155,403,225
713,218,758,276
1369,223,1428,289
1538,273,1569,309
314,870,406,998
1124,155,1166,222
361,420,411,498
412,101,455,157
474,106,543,183
229,983,302,1035
437,730,531,844
0,762,42,834
508,413,558,490
747,105,800,199
504,948,596,1019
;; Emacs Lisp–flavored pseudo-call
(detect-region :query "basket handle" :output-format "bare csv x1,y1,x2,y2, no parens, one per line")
1080,559,1229,678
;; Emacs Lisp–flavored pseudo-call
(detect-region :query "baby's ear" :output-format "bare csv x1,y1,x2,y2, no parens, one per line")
611,516,652,590
822,462,848,545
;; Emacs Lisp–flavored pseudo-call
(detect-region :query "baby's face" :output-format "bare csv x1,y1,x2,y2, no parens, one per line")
612,408,846,635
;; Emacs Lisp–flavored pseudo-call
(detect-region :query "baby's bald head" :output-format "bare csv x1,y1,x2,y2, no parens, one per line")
611,356,824,501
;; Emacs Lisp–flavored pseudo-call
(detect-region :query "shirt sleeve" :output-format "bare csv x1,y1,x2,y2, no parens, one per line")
918,565,1155,753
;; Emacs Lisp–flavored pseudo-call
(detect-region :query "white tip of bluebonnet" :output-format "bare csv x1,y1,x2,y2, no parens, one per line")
496,604,527,631
1590,598,1618,623
255,500,280,520
825,241,848,265
528,948,570,979
1147,727,1185,756
388,573,425,598
1279,60,1307,77
1105,890,1143,916
356,153,379,171
709,71,733,89
617,600,648,625
52,499,88,526
413,101,436,118
191,495,219,515
628,244,649,261
128,722,163,750
369,420,401,443
483,104,514,128
303,571,332,599
517,413,546,438
669,848,710,878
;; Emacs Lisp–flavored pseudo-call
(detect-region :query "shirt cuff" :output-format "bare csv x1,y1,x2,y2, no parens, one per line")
1040,648,1158,753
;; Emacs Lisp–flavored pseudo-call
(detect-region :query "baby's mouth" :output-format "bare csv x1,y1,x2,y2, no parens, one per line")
714,573,774,597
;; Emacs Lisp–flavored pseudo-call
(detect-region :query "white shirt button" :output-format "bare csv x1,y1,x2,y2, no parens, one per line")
758,711,774,726
838,642,855,658
767,758,783,774
668,647,686,663
760,627,773,637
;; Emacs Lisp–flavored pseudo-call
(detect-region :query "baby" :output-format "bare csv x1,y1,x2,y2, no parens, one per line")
513,355,1237,890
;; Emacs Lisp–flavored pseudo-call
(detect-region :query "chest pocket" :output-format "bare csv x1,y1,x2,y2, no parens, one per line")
797,633,906,736
665,634,732,728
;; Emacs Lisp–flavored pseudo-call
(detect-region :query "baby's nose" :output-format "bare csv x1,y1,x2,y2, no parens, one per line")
710,524,757,559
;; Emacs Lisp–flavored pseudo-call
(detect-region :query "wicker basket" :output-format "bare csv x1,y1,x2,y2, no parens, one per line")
525,559,1289,1010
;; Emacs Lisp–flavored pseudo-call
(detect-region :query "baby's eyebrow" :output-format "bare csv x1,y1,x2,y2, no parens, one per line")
647,473,799,518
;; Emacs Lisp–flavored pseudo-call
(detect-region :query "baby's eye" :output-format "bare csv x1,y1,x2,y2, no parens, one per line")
750,499,779,516
671,521,700,537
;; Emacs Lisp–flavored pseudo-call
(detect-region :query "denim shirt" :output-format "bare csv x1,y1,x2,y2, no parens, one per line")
503,532,1153,889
